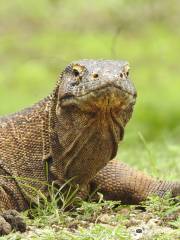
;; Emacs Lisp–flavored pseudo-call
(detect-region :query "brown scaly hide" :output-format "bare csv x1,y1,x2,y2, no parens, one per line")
0,98,52,209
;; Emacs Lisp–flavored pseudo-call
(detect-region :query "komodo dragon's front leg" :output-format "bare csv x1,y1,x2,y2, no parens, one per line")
0,172,27,235
91,160,180,204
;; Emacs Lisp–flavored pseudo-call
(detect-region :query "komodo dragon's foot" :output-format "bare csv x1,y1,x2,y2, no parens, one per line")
0,210,26,236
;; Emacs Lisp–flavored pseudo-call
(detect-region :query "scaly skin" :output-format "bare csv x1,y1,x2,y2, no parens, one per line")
92,160,180,204
0,60,179,235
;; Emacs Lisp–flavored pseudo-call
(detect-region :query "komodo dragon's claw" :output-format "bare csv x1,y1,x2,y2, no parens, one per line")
0,210,26,236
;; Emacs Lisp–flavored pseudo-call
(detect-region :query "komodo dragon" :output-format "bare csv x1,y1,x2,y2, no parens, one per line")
0,60,179,235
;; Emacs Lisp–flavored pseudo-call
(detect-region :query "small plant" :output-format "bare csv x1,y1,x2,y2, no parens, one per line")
21,178,81,227
142,193,180,222
74,197,122,222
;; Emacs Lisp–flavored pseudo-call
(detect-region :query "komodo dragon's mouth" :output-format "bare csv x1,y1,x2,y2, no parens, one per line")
59,84,136,109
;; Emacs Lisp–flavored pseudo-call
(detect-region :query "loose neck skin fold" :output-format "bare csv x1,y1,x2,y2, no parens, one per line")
49,83,124,186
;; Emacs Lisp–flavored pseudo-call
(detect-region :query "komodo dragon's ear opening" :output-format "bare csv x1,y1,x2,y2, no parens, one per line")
49,79,61,130
120,127,124,141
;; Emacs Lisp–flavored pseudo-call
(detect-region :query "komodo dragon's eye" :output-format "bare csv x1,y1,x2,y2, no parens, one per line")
72,64,85,78
73,68,80,77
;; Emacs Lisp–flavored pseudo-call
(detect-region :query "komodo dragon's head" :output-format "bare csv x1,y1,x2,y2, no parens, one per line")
59,60,136,112
50,60,137,184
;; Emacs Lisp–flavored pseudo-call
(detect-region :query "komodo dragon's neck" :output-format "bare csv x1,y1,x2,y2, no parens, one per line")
47,83,125,187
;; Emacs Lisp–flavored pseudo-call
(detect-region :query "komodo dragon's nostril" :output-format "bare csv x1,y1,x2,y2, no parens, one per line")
93,73,99,79
120,73,124,78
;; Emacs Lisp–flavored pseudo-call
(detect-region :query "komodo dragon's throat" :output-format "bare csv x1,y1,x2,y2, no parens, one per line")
0,60,179,235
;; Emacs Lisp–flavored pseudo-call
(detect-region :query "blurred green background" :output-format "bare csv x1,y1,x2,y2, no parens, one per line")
0,0,179,178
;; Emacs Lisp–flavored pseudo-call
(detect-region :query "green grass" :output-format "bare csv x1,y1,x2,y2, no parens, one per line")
0,0,180,239
1,193,179,239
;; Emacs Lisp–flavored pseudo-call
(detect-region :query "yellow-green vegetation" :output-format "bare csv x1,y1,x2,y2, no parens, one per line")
0,0,179,239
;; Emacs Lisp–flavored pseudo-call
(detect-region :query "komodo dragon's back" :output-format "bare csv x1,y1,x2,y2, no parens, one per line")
0,59,179,235
0,101,49,210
